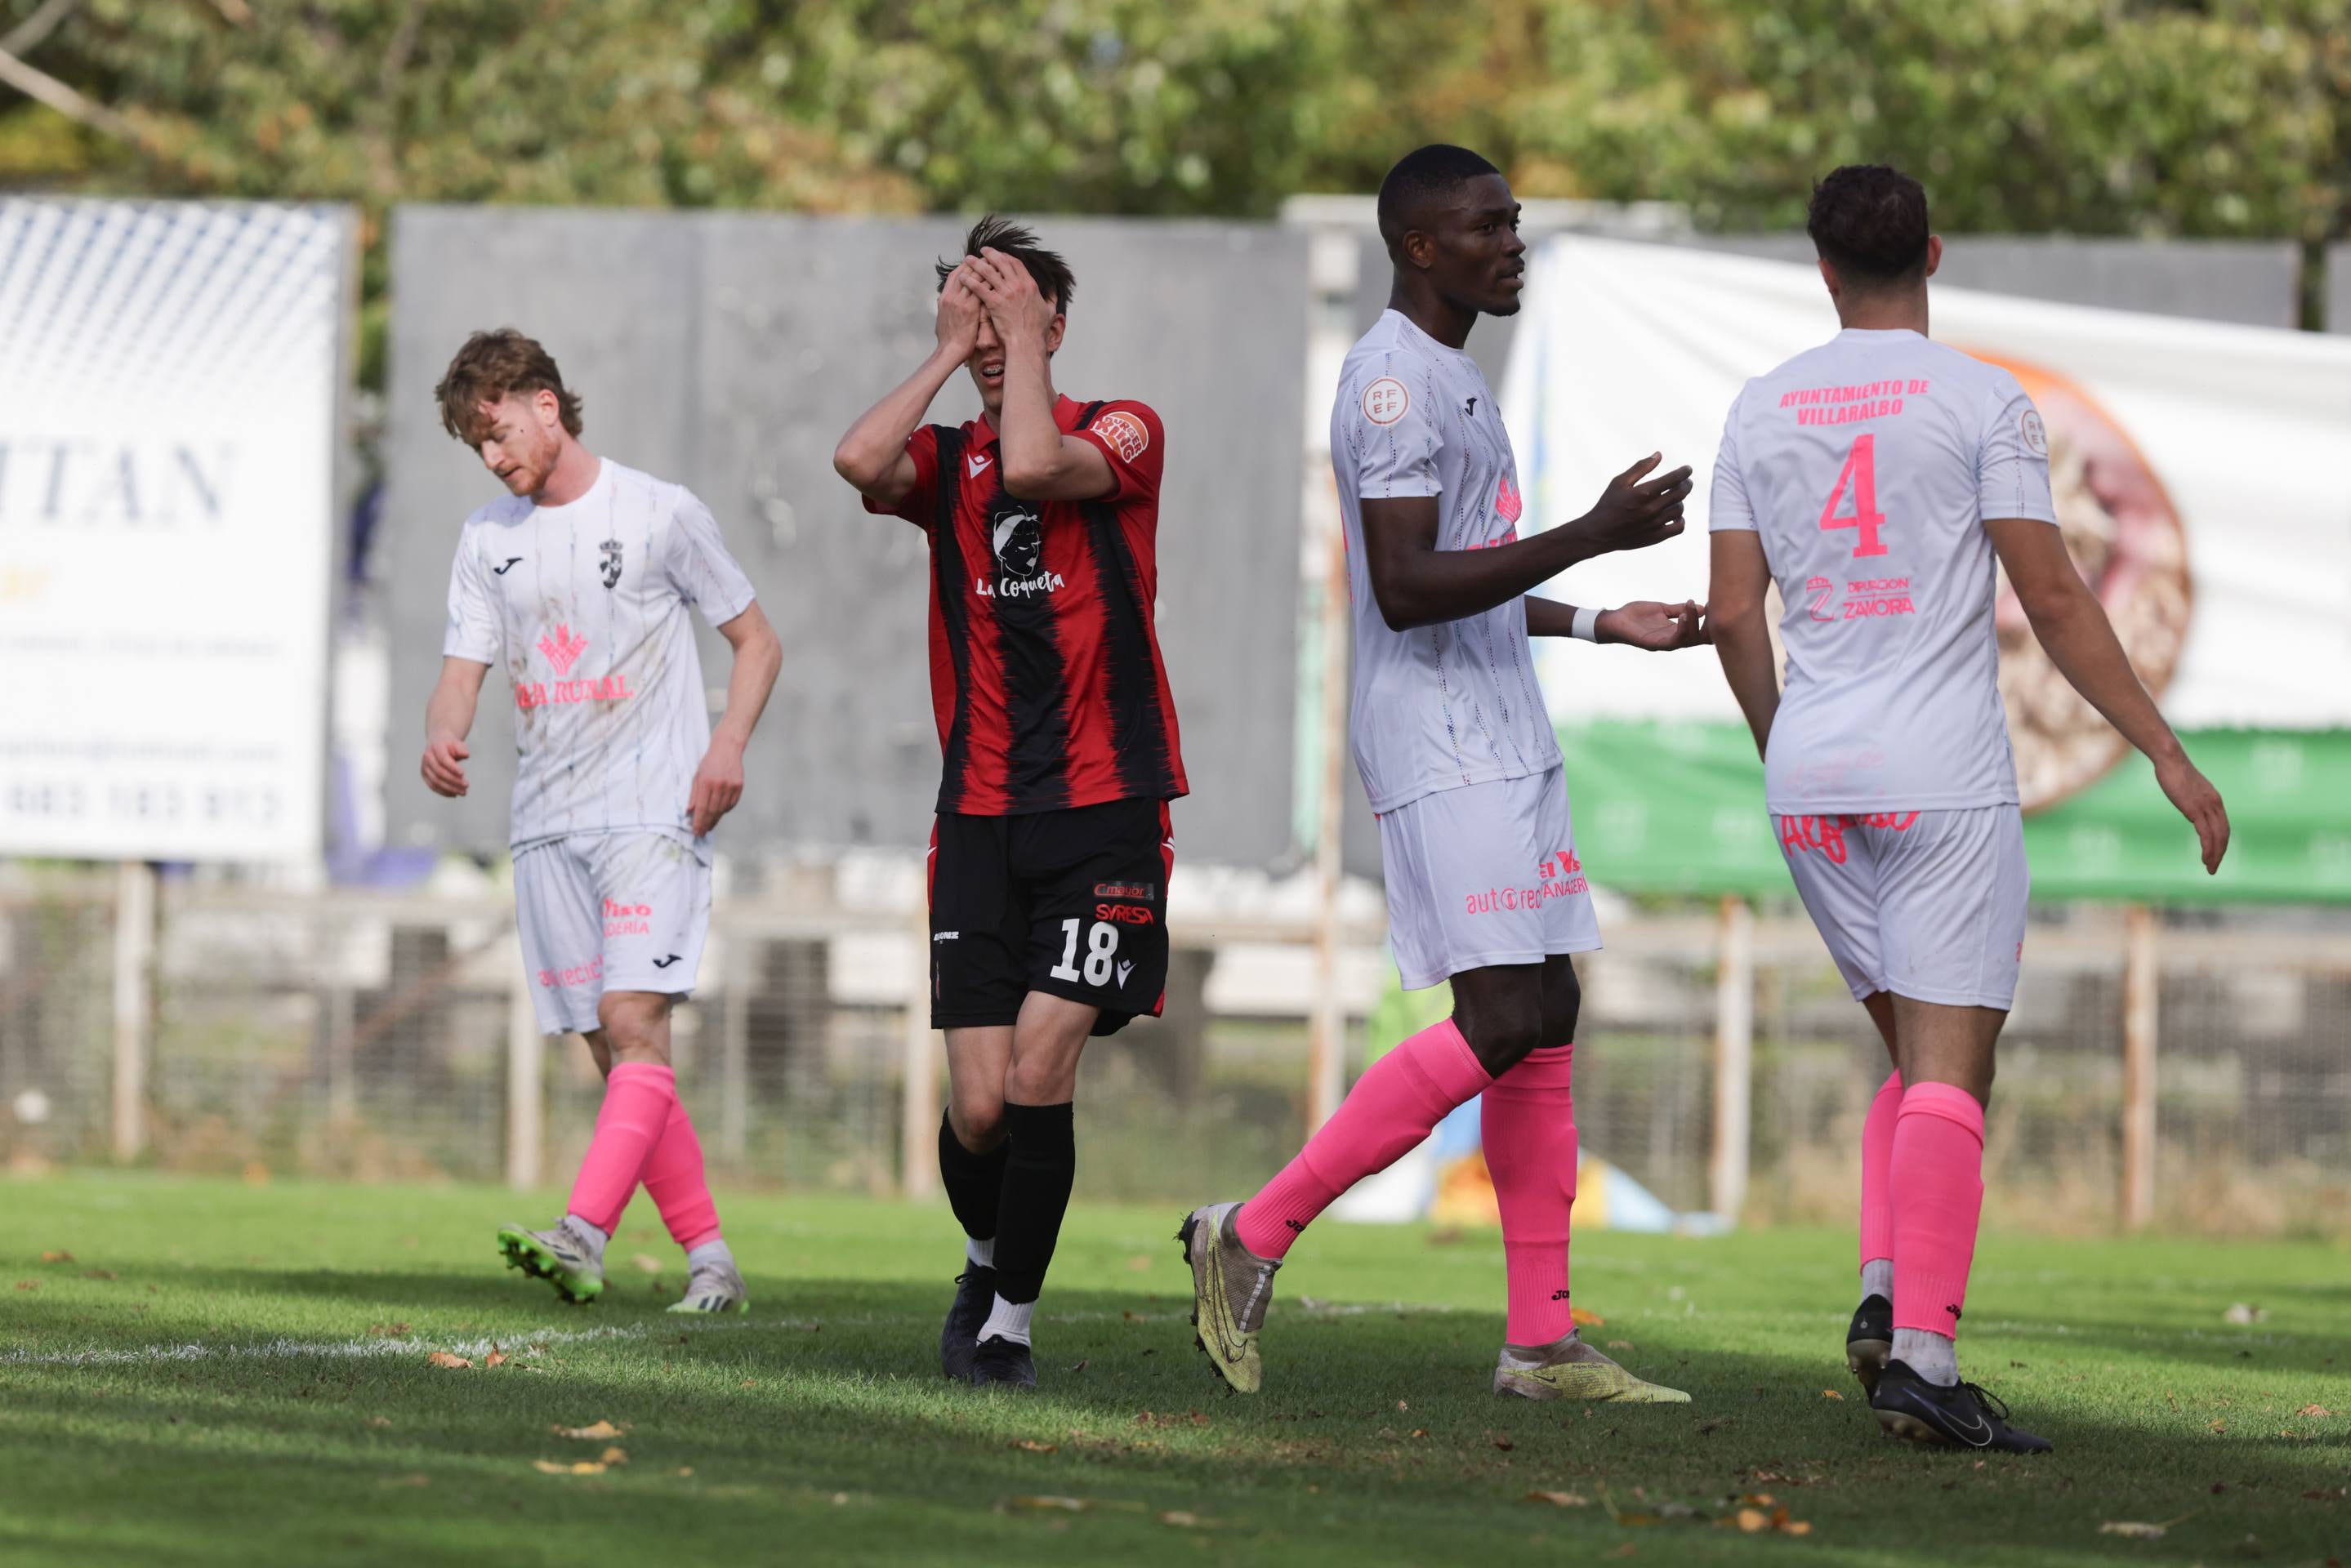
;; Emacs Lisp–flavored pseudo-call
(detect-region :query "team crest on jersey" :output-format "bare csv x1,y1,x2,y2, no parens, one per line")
975,501,1064,601
1363,376,1409,425
599,538,622,590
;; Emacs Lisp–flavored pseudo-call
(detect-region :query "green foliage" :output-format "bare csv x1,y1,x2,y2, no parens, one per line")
2,0,2344,352
6,0,2340,235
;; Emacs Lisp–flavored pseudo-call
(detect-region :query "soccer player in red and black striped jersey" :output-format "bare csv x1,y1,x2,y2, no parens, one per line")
833,216,1186,1389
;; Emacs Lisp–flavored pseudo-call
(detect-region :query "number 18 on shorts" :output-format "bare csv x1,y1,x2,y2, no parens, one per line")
926,796,1175,1039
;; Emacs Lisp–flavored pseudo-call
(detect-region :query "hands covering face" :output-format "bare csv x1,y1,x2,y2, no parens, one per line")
961,247,1058,347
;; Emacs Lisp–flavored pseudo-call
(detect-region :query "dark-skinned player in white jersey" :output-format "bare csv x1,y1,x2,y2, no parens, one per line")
1181,145,1708,1402
1708,165,2228,1452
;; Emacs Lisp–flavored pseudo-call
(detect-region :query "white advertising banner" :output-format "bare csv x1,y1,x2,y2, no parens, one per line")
0,200,348,861
1500,236,2351,732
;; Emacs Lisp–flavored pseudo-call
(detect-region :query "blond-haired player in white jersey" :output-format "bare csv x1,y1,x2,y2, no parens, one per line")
420,330,783,1313
1182,145,1707,1404
1708,166,2229,1453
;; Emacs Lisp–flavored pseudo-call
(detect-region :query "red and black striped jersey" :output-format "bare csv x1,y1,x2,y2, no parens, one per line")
865,394,1189,817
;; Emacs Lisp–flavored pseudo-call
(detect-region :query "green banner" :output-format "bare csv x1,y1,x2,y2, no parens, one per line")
1559,723,2351,905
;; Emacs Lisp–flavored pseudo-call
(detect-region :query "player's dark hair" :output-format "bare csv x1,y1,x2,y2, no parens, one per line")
1807,164,1930,286
435,328,583,442
938,214,1074,314
1376,144,1504,257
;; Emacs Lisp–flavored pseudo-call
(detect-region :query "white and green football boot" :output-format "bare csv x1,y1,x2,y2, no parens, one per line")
496,1221,604,1305
666,1254,750,1315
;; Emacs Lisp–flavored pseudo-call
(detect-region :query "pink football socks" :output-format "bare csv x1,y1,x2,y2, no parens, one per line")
640,1092,723,1250
1481,1044,1578,1347
1889,1080,1986,1382
1234,1017,1491,1261
1859,1069,1903,1298
565,1061,681,1236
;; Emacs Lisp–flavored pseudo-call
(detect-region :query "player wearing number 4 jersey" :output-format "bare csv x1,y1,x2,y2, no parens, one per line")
1182,146,1706,1405
834,217,1185,1391
422,330,783,1316
1707,165,2230,1453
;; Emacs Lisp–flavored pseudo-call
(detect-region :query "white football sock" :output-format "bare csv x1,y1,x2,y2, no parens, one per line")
1893,1327,1959,1386
966,1235,996,1269
1861,1258,1894,1302
978,1294,1034,1347
685,1238,734,1273
560,1214,609,1264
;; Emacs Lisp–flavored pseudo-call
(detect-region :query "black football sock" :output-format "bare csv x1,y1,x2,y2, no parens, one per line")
989,1100,1077,1307
938,1110,1008,1253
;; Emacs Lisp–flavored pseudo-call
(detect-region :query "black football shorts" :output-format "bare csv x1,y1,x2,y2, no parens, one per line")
926,796,1174,1037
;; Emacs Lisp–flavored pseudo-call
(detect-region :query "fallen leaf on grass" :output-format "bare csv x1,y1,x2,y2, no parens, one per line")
2223,1303,2267,1325
1821,1389,1845,1401
1491,1433,1515,1452
2106,1513,2191,1542
369,1323,411,1338
39,1250,73,1264
1570,1307,1605,1328
1409,1428,1429,1439
2208,1420,2227,1433
673,1467,694,1478
631,1254,663,1274
1524,1490,1590,1508
2299,1405,2331,1418
15,1281,38,1291
1066,1360,1089,1374
1606,1340,1635,1351
1012,1440,1060,1454
599,1447,628,1465
533,1460,607,1477
426,1352,472,1370
1159,1511,1216,1528
1604,1547,1636,1561
552,1420,627,1441
2304,1488,2348,1502
83,1268,118,1281
1126,1254,1153,1272
1733,1508,1769,1534
1007,1496,1092,1513
1695,1416,1734,1435
367,1416,393,1429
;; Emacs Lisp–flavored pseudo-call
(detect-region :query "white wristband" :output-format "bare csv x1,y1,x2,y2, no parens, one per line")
1571,606,1602,643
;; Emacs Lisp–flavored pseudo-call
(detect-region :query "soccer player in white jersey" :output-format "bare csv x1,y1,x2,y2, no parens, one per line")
1707,167,2229,1452
419,330,783,1313
1181,145,1706,1401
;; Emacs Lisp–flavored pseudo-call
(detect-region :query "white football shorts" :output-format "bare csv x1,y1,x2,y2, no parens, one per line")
1775,805,2029,1011
1377,765,1602,991
514,829,712,1036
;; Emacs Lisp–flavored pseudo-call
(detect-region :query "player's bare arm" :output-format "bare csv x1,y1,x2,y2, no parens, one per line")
688,600,783,837
967,247,1115,501
1525,595,1706,649
1358,455,1693,632
832,265,988,506
1989,516,2229,872
1705,529,1780,760
420,655,489,798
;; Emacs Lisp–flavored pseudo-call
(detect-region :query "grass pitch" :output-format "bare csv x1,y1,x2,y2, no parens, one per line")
1,1172,2344,1566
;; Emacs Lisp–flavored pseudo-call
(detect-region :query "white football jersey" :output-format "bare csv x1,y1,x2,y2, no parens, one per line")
1333,310,1560,813
1711,328,2057,813
443,459,757,847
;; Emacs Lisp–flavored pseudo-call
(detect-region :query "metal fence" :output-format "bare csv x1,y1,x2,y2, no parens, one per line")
3,862,2346,1238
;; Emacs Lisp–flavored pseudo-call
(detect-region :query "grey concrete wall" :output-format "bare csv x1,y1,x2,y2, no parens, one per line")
384,208,1307,866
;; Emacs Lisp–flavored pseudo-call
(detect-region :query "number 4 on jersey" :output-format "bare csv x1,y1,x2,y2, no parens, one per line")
1818,433,1889,558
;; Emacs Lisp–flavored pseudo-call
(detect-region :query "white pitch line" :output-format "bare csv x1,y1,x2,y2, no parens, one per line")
0,1298,1448,1370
